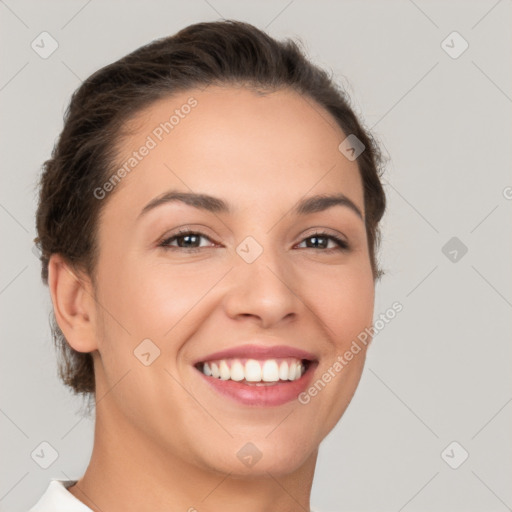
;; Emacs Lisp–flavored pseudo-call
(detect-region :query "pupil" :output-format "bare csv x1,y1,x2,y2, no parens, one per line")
180,235,198,247
309,236,326,248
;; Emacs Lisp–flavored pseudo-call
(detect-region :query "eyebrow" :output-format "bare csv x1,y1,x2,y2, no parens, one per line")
139,190,363,220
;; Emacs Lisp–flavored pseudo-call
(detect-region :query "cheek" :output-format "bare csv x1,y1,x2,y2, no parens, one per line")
304,262,375,346
96,256,226,339
297,265,374,437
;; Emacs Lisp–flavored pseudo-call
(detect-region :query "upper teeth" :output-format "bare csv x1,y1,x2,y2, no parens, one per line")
201,358,305,382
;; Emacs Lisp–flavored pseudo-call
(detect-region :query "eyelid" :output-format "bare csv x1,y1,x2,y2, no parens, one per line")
158,224,218,243
299,227,348,243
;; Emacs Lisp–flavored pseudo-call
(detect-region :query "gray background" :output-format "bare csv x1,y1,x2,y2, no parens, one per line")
1,1,511,511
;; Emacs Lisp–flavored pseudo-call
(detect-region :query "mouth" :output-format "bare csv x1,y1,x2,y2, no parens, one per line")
194,357,312,385
193,347,318,406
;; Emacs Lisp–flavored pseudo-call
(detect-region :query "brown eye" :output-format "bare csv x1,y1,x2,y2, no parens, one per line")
159,231,216,251
297,232,349,251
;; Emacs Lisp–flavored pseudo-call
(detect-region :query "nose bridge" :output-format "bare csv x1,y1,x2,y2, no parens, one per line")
223,233,302,326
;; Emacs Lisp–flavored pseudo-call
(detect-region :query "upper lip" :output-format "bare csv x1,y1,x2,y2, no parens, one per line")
194,344,318,365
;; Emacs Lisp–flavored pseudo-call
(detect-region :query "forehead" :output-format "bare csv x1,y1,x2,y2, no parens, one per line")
109,85,364,218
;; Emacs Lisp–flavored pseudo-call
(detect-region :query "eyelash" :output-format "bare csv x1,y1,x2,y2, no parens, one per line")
158,229,350,253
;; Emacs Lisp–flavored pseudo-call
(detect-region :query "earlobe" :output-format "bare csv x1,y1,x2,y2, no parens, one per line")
48,254,98,353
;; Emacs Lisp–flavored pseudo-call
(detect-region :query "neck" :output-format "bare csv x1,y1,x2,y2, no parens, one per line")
68,399,317,512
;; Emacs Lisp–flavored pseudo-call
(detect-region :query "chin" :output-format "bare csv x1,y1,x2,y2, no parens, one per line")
196,432,319,478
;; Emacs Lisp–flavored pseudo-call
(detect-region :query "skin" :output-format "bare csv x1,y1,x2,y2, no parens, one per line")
49,85,375,512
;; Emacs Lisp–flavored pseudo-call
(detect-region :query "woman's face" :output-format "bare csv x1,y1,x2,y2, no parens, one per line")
89,85,375,476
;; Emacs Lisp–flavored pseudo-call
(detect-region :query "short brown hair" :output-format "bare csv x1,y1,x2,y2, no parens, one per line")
35,20,386,402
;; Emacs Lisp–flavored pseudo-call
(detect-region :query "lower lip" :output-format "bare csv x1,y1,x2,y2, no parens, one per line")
196,362,317,407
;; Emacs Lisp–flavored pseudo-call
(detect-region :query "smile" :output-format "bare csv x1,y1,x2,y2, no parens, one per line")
194,357,318,407
196,357,308,384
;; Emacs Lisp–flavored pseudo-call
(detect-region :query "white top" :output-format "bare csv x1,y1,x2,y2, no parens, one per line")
28,480,92,512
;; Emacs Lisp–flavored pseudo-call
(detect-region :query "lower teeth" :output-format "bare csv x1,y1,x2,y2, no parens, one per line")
246,381,280,386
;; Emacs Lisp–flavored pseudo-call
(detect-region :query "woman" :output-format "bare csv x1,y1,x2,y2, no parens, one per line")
30,19,386,512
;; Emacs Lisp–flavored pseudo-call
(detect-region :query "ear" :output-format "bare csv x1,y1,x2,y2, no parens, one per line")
48,254,98,353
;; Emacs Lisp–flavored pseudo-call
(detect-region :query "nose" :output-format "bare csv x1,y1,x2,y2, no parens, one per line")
222,246,303,329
